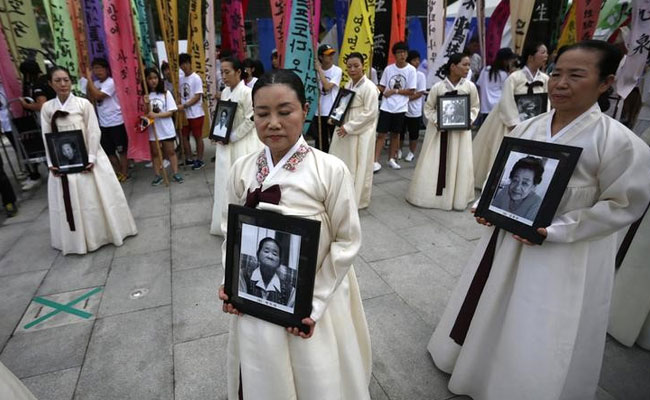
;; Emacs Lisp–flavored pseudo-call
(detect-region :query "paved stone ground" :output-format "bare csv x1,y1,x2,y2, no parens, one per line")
0,140,649,400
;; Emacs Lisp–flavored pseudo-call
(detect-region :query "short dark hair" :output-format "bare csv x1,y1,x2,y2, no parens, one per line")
391,41,409,55
257,237,282,260
521,42,546,67
443,53,468,77
161,61,170,72
48,66,71,82
144,67,165,94
490,48,516,82
252,69,306,106
345,52,365,64
510,156,545,185
91,58,110,69
407,50,421,63
179,53,191,65
221,56,247,81
19,59,41,76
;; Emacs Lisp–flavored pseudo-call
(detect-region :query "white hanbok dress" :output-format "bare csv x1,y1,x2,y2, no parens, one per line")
0,361,36,400
222,137,371,400
472,67,549,188
210,80,263,235
428,103,650,400
329,76,379,209
406,78,479,210
41,95,137,255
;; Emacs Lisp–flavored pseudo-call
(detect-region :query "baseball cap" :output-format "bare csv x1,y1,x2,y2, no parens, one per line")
318,44,335,56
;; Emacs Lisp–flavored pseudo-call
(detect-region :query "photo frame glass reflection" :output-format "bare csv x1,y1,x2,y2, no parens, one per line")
328,88,355,126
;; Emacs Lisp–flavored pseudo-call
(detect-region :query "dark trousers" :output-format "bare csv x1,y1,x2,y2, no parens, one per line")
0,152,17,206
309,116,334,153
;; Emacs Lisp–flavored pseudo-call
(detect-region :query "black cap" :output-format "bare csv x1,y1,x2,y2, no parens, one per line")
318,44,335,56
19,59,41,76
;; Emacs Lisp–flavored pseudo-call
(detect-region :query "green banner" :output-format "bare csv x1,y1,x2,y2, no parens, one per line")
593,0,632,41
131,0,155,67
0,0,46,69
43,0,80,79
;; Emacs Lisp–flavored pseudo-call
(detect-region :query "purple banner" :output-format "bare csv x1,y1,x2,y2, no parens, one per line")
82,0,108,61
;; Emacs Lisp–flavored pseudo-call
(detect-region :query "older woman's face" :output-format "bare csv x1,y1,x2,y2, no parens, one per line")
508,168,536,201
258,240,281,271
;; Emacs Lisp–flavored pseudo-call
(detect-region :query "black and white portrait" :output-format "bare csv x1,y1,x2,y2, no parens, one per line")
237,223,300,313
58,140,83,167
45,130,88,173
437,94,470,130
210,100,237,143
329,89,355,125
488,152,559,225
515,93,548,122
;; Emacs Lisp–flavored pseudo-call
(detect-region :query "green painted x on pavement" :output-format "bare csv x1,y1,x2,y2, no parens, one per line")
23,287,102,330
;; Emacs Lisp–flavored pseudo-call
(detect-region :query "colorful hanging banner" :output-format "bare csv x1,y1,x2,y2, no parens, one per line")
132,0,154,67
66,0,89,74
616,0,650,99
338,0,376,85
485,0,509,65
426,0,445,88
187,0,210,136
205,0,217,115
103,0,149,161
407,17,426,65
43,0,80,79
387,0,407,65
155,0,179,98
311,0,322,49
509,0,536,55
576,0,602,41
525,0,556,52
477,0,486,68
557,2,577,49
335,0,349,49
428,0,475,85
270,0,290,67
0,0,45,69
222,0,246,60
283,0,318,133
373,0,392,77
0,20,23,116
81,0,108,62
593,0,632,41
257,18,276,72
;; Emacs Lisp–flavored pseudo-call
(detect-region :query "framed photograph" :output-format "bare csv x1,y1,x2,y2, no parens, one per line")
437,94,471,130
515,93,548,121
474,137,582,244
44,130,89,173
328,88,355,126
224,204,321,332
209,100,238,143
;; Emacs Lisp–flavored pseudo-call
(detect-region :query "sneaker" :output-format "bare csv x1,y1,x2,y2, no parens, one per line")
373,162,382,173
21,178,40,191
191,160,205,170
172,173,184,183
151,175,163,186
144,162,153,168
5,203,17,218
397,149,403,160
183,159,194,166
388,158,401,169
405,151,415,162
163,159,170,169
117,172,128,183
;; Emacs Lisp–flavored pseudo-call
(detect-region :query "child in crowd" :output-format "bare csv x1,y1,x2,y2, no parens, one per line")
178,53,206,170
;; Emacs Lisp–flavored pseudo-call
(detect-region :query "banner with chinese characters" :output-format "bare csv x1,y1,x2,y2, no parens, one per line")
372,0,392,77
485,0,509,65
616,0,650,99
576,0,602,41
205,0,217,115
187,0,210,136
387,0,407,65
335,0,349,49
339,0,375,85
509,0,536,55
525,0,564,53
0,0,44,69
428,0,475,86
155,0,179,98
222,0,246,60
283,0,318,133
81,0,108,62
557,2,577,48
66,0,89,74
593,0,632,41
0,20,23,116
426,0,445,88
103,0,149,161
132,0,155,67
43,0,80,79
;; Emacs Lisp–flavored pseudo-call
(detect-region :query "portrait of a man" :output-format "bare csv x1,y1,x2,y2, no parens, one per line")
213,108,229,138
58,140,83,166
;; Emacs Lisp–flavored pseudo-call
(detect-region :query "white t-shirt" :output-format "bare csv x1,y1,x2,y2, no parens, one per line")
406,71,427,118
379,63,417,113
476,66,508,114
148,90,177,141
94,77,124,127
180,72,204,119
317,65,342,116
0,82,11,132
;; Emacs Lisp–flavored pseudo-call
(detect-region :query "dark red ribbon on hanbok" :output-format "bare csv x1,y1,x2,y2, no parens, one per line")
51,110,75,231
436,90,458,196
450,228,500,345
244,184,281,208
526,80,544,95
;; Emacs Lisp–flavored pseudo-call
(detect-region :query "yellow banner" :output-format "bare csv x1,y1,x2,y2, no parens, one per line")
338,0,376,86
510,0,536,55
0,0,45,69
557,2,577,49
156,0,179,97
187,0,210,136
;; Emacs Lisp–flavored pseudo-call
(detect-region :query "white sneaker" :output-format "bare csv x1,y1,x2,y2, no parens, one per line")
163,159,170,169
21,178,40,191
397,149,403,159
373,162,382,172
405,151,415,162
388,158,401,169
144,162,153,168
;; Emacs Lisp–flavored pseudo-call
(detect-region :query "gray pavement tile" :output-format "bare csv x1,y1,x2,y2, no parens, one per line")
172,224,222,271
98,250,171,317
172,265,229,343
0,229,58,276
370,252,456,328
393,164,415,180
371,168,403,185
370,374,390,400
596,387,617,400
358,214,417,263
21,367,80,400
367,193,431,230
0,222,29,256
37,247,114,296
419,207,482,241
364,294,452,400
0,270,47,349
171,178,211,203
375,179,411,200
114,215,170,258
0,321,93,378
0,198,47,226
353,257,393,301
129,190,171,219
75,306,173,400
600,339,650,400
174,333,228,400
171,196,213,228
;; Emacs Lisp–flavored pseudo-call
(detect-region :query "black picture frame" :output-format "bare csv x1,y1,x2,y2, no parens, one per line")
209,100,238,143
225,204,321,333
437,93,471,130
44,130,89,173
474,137,582,244
328,88,355,126
515,93,548,121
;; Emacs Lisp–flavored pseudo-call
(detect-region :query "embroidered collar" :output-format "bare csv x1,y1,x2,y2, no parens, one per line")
250,268,281,292
256,136,311,184
444,77,465,91
545,102,600,142
523,66,542,83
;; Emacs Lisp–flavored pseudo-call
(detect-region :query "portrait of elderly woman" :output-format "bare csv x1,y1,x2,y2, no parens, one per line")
59,140,83,166
490,155,546,222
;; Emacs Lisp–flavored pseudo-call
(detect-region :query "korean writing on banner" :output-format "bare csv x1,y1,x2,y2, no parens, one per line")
617,0,650,99
188,0,210,136
283,0,318,133
426,0,445,88
270,0,289,67
223,0,246,60
82,0,108,61
0,0,44,68
43,0,80,80
339,0,376,86
485,0,509,66
66,0,90,74
576,0,602,40
557,2,577,48
311,0,321,49
132,0,154,67
205,0,217,115
0,19,23,116
155,0,179,98
510,0,536,55
428,0,475,86
372,0,392,77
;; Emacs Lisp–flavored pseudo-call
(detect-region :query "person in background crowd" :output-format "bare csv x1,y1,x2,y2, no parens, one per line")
399,50,427,163
0,81,18,217
243,58,265,89
178,53,206,170
85,58,130,182
309,44,342,153
374,41,417,171
475,48,518,127
465,37,482,81
271,49,280,70
160,61,174,94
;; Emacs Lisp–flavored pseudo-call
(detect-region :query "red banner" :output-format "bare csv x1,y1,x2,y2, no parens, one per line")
576,0,602,40
387,0,407,65
270,0,292,67
103,0,149,161
485,0,510,65
0,21,22,117
222,0,246,60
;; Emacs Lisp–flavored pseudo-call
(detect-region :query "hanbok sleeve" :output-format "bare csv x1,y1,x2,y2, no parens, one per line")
230,89,255,143
341,82,379,134
423,85,439,128
310,162,362,321
497,73,520,128
81,98,102,164
546,133,650,243
40,102,54,168
220,159,249,267
469,81,480,123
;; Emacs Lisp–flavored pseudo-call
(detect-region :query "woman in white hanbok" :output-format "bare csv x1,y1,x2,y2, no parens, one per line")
428,41,650,400
210,57,263,235
41,67,137,255
406,53,479,210
218,70,371,400
473,42,549,188
329,52,379,209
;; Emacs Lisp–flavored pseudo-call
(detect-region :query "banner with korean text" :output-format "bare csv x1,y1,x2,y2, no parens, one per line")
188,0,210,136
82,0,108,62
485,0,509,65
155,0,179,97
66,0,90,74
132,0,155,67
557,2,577,48
616,0,650,99
576,0,602,41
0,0,44,69
270,0,291,67
373,0,392,77
509,0,536,55
339,0,376,85
426,0,445,88
43,0,80,79
222,0,246,60
0,20,23,116
205,0,217,116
